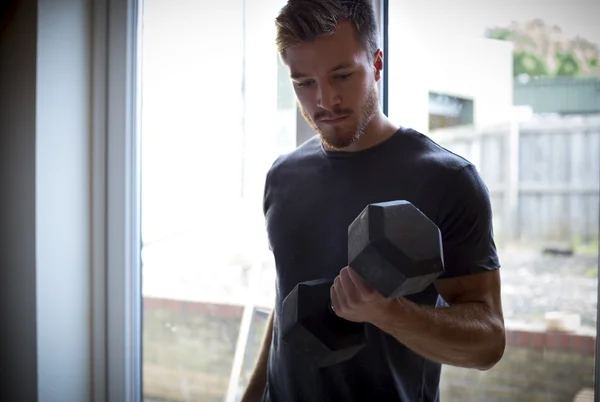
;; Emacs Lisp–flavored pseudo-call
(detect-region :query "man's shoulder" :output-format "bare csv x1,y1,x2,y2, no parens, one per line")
395,128,493,216
401,127,473,178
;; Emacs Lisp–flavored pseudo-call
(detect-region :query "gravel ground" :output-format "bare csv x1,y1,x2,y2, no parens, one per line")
498,246,598,331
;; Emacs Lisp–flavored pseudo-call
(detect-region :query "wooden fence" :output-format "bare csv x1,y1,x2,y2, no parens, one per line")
428,114,600,246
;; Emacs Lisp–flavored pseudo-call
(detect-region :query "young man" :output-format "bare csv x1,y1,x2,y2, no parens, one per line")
242,1,505,401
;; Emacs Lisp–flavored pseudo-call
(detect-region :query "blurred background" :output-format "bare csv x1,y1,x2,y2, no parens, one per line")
138,1,599,401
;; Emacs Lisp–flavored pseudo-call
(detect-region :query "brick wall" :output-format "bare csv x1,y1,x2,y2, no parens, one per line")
142,298,596,402
440,330,596,401
143,298,268,402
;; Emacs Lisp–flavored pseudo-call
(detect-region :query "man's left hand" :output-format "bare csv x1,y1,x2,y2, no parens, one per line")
330,266,392,324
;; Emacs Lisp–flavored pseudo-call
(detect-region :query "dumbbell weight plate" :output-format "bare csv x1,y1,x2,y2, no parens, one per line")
281,278,368,368
348,200,444,298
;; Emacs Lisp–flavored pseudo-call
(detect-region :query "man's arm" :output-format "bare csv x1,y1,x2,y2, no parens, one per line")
331,267,505,370
371,270,505,370
331,164,505,370
241,309,274,402
372,163,505,370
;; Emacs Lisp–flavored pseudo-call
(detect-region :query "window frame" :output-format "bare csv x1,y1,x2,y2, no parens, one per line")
597,229,600,397
381,0,389,116
93,0,144,400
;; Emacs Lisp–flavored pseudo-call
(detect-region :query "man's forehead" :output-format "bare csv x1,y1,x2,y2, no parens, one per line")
289,61,357,80
285,44,364,79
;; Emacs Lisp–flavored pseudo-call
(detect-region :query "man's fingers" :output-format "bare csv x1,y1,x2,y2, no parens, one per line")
331,266,378,316
333,275,348,311
348,266,375,295
339,267,359,304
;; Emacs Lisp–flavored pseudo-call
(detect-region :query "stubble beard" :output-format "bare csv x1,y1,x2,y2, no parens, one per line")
300,83,379,150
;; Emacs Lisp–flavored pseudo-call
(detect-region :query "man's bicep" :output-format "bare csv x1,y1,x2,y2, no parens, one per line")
434,270,502,309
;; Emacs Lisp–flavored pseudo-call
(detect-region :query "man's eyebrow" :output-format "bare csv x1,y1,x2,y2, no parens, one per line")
290,62,356,80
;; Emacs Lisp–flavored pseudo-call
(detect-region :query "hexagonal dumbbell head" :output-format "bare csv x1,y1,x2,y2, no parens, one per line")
347,200,445,298
281,278,368,367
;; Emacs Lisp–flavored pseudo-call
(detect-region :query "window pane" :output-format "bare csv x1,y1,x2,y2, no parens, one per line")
139,1,293,401
388,1,598,400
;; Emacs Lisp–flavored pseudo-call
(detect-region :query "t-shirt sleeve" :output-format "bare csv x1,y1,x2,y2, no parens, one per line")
436,163,501,279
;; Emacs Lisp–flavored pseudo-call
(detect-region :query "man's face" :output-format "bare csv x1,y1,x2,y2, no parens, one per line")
284,20,382,150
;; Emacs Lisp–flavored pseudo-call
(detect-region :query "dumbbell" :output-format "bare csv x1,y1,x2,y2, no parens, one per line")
280,200,445,368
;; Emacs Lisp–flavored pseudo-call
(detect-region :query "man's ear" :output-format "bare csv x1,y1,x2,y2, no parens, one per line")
373,49,383,81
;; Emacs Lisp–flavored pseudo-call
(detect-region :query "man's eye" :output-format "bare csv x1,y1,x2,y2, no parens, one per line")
337,73,352,80
297,80,314,87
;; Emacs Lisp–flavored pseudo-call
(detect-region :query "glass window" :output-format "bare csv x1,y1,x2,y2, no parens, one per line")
134,0,598,400
139,1,293,400
428,92,474,131
388,0,598,400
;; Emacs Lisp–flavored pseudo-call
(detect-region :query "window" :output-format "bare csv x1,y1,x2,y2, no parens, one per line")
139,1,294,400
388,0,598,400
428,92,474,131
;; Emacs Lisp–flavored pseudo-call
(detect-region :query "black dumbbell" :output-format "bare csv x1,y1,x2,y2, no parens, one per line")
281,200,445,367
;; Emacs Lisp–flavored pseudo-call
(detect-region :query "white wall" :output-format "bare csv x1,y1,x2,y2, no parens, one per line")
387,8,514,133
0,0,93,401
36,0,92,400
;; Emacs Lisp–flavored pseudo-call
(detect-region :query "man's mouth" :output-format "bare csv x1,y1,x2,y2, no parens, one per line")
320,115,349,125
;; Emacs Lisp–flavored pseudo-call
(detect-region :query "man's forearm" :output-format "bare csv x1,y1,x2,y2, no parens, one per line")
241,309,273,402
372,298,505,370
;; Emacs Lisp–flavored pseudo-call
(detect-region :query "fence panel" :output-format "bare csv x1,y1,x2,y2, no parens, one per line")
429,115,600,246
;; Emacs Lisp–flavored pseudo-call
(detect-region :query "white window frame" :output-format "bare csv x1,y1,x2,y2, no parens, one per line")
92,0,143,401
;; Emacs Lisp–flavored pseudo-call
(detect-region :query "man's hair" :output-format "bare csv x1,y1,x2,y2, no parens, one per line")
275,0,380,62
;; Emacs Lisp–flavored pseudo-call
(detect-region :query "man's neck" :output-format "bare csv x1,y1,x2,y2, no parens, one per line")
326,112,399,153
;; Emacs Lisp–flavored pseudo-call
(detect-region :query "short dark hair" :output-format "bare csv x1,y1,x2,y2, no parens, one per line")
275,0,380,62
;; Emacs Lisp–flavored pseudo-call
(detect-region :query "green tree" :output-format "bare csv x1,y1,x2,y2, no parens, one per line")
513,50,549,77
485,21,600,78
487,28,514,41
555,51,580,76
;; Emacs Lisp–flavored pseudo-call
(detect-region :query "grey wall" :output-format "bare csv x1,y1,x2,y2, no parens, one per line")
0,1,39,401
0,0,93,401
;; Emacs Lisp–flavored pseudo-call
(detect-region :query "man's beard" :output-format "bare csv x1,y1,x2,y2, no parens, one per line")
300,83,379,150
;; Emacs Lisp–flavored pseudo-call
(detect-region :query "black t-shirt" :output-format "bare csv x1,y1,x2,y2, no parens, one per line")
261,127,501,402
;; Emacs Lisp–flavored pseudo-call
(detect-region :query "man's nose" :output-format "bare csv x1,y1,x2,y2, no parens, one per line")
317,83,341,111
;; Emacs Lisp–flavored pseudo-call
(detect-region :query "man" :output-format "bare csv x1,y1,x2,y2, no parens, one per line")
242,1,505,401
